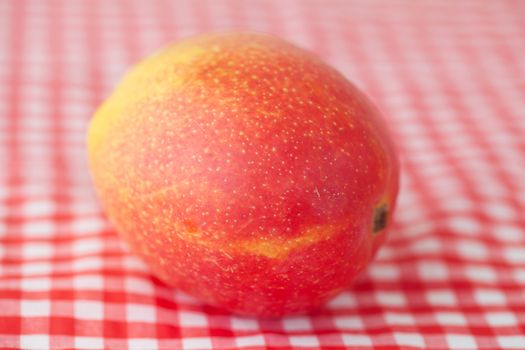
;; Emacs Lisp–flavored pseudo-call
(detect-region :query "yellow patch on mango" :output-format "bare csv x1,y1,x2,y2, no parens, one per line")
87,43,206,156
234,223,345,259
170,221,346,260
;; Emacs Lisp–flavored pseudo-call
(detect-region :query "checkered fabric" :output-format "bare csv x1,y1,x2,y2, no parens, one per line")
1,0,525,349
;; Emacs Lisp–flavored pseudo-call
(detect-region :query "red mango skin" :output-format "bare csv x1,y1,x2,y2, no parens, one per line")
87,32,400,316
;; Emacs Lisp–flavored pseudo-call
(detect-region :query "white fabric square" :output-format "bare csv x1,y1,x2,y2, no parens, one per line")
448,217,481,235
73,275,104,290
125,277,155,295
21,261,52,275
418,261,449,281
128,338,158,350
179,311,208,327
21,199,55,216
71,217,107,235
21,220,55,237
385,312,415,325
341,334,372,346
457,240,488,260
20,335,49,349
21,300,50,317
230,317,259,331
513,268,525,283
182,337,213,350
369,264,400,281
127,303,156,322
22,277,52,291
504,247,525,264
411,237,442,254
497,335,525,349
436,312,467,326
327,292,357,308
465,265,497,283
474,289,506,306
483,202,517,220
74,300,104,320
485,312,518,326
72,237,103,255
236,335,266,347
283,317,312,331
22,243,53,259
72,257,104,271
446,334,477,349
334,316,364,330
492,224,523,242
289,335,320,347
376,291,407,307
394,332,425,347
74,337,104,349
426,290,457,306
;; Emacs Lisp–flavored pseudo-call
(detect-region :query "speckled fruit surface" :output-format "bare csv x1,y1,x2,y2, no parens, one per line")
87,32,400,316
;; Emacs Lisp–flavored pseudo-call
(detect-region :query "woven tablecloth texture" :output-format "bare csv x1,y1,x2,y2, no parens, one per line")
1,0,525,349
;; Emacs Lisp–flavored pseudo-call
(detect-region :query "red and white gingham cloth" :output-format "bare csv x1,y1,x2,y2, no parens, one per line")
1,0,525,349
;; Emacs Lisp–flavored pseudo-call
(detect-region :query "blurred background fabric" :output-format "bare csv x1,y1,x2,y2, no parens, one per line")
1,0,525,349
